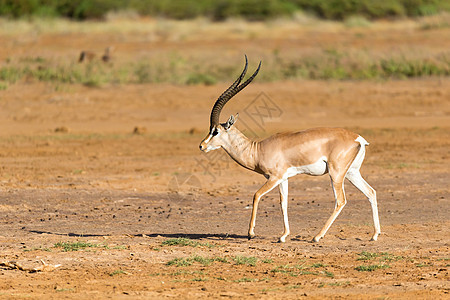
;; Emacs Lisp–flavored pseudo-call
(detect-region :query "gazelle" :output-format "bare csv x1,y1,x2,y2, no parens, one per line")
199,56,380,243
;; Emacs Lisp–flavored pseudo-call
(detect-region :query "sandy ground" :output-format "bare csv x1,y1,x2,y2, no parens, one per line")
0,19,449,299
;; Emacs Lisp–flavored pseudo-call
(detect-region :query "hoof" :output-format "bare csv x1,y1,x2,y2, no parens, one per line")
370,234,379,241
312,236,321,243
279,237,286,243
248,234,255,240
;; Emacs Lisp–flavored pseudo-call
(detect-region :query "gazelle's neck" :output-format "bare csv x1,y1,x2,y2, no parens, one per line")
221,127,259,172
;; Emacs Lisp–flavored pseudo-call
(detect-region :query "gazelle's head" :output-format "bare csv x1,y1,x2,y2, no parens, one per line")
199,56,261,153
199,114,238,152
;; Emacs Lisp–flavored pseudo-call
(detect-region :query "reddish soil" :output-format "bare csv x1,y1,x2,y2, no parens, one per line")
0,20,449,299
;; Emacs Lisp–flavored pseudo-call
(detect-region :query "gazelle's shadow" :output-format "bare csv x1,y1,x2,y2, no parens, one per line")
28,230,247,240
138,233,248,240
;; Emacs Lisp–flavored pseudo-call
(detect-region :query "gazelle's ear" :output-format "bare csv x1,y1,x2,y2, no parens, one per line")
224,114,237,130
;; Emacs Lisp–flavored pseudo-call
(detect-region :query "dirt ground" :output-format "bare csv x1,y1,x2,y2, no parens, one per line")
0,19,449,299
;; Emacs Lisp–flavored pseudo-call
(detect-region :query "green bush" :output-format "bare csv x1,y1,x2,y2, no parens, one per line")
0,0,448,20
185,73,217,85
293,0,449,20
212,0,297,21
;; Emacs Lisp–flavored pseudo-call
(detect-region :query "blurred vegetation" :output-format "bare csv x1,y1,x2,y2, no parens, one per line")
0,0,449,21
1,50,448,89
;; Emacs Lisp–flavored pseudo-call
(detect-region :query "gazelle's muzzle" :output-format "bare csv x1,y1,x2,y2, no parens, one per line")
199,134,212,152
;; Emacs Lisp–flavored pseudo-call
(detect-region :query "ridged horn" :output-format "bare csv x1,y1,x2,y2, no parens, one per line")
210,56,261,131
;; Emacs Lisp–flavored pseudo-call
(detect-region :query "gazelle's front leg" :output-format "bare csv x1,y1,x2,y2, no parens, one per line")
279,180,290,243
248,177,281,240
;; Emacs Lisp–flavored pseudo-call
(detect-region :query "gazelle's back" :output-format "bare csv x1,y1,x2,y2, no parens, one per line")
257,128,361,173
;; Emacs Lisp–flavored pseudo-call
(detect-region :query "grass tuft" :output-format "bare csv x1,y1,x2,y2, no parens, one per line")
166,255,230,267
233,255,258,266
167,257,193,267
54,241,100,252
109,270,126,276
355,264,390,272
161,237,215,248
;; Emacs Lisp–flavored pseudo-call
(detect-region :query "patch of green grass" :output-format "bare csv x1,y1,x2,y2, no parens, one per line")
162,238,199,247
167,257,193,267
328,281,350,287
286,284,302,290
387,162,421,169
0,81,8,90
233,255,258,266
234,277,257,283
262,259,273,264
191,277,208,282
324,271,335,278
185,72,217,85
171,270,205,276
166,255,229,267
161,237,214,248
298,270,320,276
261,287,280,292
355,252,402,271
271,262,336,278
380,253,403,262
357,251,403,262
192,255,214,266
415,263,433,267
109,270,126,276
53,241,102,252
355,264,390,272
344,15,372,27
357,251,381,261
213,257,229,264
271,264,297,276
55,288,74,292
215,276,227,281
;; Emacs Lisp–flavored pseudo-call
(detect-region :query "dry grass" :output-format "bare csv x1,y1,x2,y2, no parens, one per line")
0,13,448,37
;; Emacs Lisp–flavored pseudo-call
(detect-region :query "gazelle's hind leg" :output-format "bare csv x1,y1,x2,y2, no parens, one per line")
313,143,361,242
278,180,290,243
346,170,380,241
345,139,380,241
313,174,347,242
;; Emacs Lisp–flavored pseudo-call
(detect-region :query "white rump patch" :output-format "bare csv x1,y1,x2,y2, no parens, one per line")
283,156,327,179
348,136,368,172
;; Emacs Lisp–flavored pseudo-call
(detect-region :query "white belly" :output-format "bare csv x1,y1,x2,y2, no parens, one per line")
283,156,327,179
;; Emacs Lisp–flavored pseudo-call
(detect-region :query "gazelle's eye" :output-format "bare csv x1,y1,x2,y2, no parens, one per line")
212,129,219,136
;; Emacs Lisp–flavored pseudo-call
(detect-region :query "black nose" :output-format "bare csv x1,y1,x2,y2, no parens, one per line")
199,145,203,150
